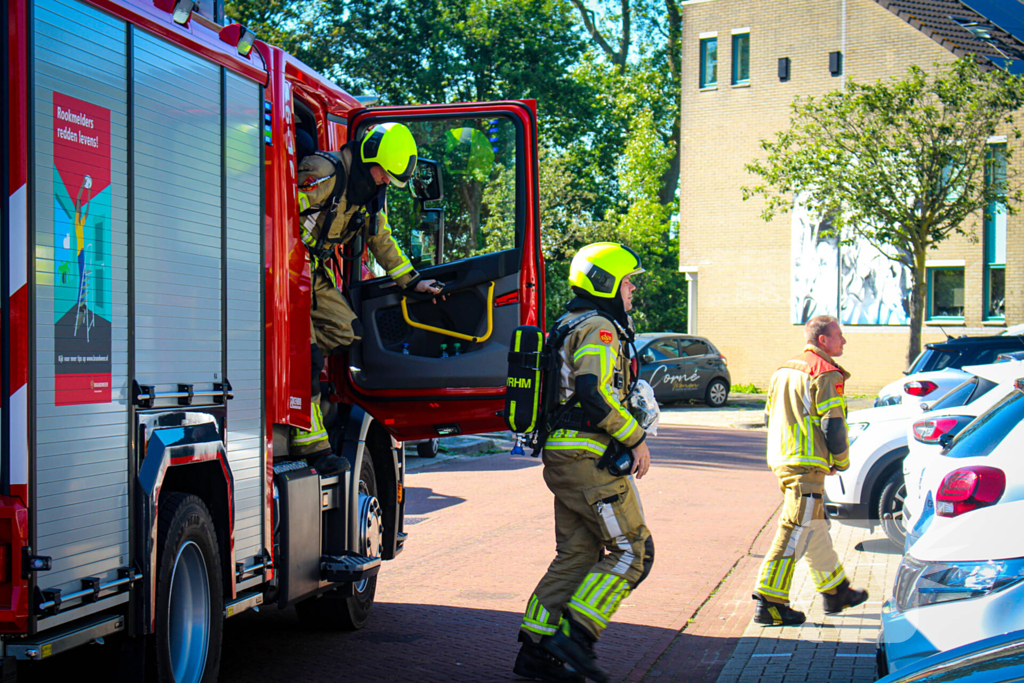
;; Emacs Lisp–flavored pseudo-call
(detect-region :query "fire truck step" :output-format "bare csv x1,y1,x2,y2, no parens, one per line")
7,613,124,661
321,553,382,583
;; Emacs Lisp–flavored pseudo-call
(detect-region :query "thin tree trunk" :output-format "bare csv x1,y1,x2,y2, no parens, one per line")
906,247,928,369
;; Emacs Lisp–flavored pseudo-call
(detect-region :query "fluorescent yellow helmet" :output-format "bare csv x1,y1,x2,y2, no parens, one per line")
360,122,418,187
568,243,645,299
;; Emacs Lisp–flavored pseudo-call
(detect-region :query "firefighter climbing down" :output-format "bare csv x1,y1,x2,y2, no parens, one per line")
290,122,443,475
514,243,655,683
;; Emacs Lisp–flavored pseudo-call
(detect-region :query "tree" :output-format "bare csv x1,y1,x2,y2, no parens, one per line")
743,58,1024,366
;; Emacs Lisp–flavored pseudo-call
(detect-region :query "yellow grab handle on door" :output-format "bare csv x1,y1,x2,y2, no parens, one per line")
400,281,495,343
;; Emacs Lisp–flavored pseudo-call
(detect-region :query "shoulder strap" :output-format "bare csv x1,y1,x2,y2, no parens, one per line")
311,152,349,256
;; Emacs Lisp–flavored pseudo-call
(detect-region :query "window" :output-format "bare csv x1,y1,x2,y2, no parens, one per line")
679,339,709,357
645,340,680,361
928,268,965,320
363,116,519,277
985,143,1007,320
700,37,718,88
732,33,750,85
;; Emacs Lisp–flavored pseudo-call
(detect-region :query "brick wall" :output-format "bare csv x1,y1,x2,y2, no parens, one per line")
678,0,1022,394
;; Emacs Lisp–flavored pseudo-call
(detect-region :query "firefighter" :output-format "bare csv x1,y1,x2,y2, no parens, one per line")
292,122,443,474
514,243,654,683
752,315,868,626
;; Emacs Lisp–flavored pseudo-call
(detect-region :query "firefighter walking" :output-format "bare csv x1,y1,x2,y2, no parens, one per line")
752,315,868,626
292,122,443,474
515,243,655,683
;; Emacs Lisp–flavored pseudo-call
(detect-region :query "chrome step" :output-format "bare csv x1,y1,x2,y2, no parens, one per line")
321,553,381,583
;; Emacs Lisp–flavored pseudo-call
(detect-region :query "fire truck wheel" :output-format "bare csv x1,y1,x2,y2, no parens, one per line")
155,493,224,683
296,455,379,631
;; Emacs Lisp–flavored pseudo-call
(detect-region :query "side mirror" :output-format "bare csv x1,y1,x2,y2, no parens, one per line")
410,158,443,203
412,208,445,267
919,402,930,412
642,352,655,365
939,433,954,449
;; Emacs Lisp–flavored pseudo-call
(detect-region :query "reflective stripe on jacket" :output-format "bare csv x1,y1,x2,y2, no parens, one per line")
765,345,851,472
297,148,416,288
545,310,645,454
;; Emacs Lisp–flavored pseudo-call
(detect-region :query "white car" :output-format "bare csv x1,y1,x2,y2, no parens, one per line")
825,363,1011,546
902,360,1024,540
874,367,972,409
879,498,1024,675
903,370,1024,551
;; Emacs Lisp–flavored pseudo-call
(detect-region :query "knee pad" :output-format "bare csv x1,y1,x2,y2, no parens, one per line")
635,535,655,587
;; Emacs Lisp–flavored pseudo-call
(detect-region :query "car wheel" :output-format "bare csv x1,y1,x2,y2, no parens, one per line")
878,470,906,547
704,379,729,408
416,438,439,458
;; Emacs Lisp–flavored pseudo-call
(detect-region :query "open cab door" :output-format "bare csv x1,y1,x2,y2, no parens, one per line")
337,102,544,441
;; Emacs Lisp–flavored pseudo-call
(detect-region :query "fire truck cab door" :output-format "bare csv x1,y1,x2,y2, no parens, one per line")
342,103,542,439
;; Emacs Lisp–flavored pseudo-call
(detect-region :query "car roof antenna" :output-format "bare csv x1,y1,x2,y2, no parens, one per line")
936,324,952,341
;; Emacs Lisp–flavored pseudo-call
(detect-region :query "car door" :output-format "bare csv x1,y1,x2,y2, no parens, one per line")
337,102,542,441
677,337,711,399
640,338,686,402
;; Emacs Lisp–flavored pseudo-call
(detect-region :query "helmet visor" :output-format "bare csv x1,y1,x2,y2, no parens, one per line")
386,155,418,188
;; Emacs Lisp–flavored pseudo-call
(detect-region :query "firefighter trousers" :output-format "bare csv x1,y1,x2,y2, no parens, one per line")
754,468,846,605
290,265,361,458
521,450,654,643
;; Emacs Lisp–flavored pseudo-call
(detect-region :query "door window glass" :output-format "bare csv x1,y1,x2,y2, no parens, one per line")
362,116,519,278
645,340,680,361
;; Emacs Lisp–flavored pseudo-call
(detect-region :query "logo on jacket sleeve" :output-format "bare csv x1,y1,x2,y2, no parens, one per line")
599,329,614,344
835,383,844,396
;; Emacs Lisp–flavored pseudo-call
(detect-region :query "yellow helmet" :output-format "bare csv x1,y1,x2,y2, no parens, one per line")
568,243,645,299
360,122,418,187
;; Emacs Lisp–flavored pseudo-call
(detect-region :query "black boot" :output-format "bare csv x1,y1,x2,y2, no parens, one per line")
309,451,349,476
513,634,584,683
822,580,869,614
541,618,608,683
752,594,806,626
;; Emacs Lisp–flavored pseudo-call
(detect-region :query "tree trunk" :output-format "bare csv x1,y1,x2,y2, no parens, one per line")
906,247,928,369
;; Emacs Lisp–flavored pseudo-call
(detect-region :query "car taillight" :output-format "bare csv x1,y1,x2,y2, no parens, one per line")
905,380,939,397
720,355,727,366
935,466,1005,517
912,416,970,444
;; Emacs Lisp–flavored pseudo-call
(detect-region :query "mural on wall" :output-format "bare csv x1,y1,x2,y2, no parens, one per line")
791,199,911,325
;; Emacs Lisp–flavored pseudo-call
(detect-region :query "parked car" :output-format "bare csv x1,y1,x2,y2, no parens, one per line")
878,499,1024,676
903,373,1024,551
874,368,973,409
825,362,1009,546
877,627,1024,682
902,361,1024,543
876,334,1024,407
635,333,731,407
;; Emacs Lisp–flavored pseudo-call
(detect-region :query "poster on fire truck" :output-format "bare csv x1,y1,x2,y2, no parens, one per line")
52,92,112,406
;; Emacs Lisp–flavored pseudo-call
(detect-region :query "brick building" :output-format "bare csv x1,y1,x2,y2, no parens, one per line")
677,0,1024,393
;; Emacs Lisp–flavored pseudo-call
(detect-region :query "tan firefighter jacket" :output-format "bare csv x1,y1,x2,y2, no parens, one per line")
545,309,646,458
765,344,851,473
297,146,417,288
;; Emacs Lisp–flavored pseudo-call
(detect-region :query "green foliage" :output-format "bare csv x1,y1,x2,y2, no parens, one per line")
743,57,1024,363
730,383,764,394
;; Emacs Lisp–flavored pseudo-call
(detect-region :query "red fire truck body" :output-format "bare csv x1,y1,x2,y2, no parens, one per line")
1,0,544,677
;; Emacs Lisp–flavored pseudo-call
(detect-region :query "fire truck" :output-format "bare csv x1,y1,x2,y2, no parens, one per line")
1,0,545,678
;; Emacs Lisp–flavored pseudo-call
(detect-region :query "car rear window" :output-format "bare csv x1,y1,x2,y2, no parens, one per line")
944,391,1024,459
911,347,959,373
928,377,998,412
965,346,1024,366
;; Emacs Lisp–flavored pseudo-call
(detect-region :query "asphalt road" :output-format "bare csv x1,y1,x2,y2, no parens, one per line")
24,424,779,683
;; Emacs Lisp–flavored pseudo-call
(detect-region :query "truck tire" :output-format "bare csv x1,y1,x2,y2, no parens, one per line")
296,455,380,631
155,493,223,683
878,470,907,548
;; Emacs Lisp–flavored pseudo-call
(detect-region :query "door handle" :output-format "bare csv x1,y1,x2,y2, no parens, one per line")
400,281,494,343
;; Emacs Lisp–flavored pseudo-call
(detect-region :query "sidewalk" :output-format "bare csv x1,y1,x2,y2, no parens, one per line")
642,509,901,683
659,394,875,431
